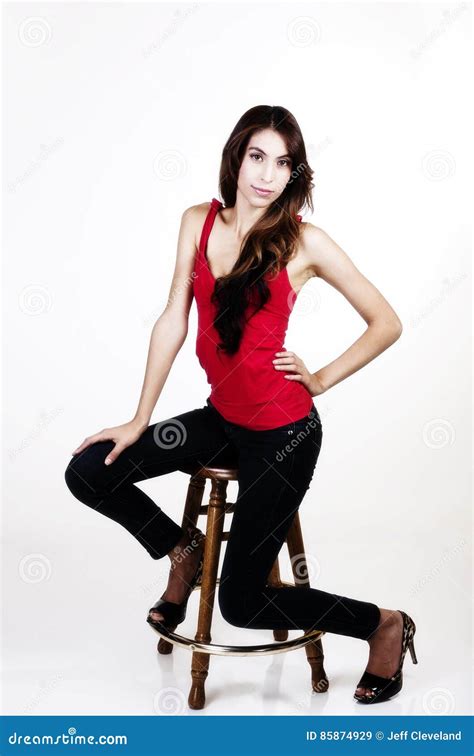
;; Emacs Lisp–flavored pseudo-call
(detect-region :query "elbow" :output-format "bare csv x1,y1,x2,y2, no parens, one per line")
154,312,189,343
392,317,403,340
387,317,403,344
369,316,403,344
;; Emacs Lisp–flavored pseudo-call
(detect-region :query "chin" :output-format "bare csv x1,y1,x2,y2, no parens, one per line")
247,189,278,205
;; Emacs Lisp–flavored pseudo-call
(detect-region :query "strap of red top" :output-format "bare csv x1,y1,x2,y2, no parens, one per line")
198,198,222,253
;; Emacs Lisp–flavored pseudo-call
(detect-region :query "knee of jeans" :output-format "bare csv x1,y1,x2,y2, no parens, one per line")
217,581,249,628
64,441,115,503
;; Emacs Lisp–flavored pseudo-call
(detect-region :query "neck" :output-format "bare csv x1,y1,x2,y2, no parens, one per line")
225,189,268,240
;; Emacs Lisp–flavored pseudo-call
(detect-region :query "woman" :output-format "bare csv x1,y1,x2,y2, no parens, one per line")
65,105,417,704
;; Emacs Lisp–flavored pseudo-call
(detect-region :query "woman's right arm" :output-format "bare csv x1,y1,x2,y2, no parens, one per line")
132,204,200,430
71,204,200,463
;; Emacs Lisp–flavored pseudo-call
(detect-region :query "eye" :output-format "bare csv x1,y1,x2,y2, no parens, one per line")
250,153,291,167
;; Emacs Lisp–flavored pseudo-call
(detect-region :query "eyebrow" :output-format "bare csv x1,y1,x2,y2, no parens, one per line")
247,145,292,160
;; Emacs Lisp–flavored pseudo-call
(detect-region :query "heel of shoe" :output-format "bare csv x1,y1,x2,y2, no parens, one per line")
408,638,418,664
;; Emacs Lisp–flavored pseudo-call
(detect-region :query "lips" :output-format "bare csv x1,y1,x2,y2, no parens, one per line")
252,185,273,195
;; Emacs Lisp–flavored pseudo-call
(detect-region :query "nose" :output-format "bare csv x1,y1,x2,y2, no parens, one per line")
260,163,275,184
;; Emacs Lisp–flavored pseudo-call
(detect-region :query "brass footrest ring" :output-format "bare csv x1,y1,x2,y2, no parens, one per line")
147,619,324,657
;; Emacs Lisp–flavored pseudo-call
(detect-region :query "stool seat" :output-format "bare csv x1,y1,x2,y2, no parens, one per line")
179,462,238,481
147,463,328,709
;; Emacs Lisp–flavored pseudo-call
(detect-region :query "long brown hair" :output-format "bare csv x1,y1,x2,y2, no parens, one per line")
211,105,315,356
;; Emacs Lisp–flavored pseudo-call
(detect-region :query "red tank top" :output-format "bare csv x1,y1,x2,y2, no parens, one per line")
193,198,313,430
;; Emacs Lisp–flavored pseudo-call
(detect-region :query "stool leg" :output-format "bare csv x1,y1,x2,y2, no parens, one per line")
181,472,207,531
286,513,329,693
188,477,227,710
157,474,206,656
267,560,289,642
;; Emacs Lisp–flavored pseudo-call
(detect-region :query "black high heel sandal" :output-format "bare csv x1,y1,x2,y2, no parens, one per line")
354,609,418,704
146,525,205,635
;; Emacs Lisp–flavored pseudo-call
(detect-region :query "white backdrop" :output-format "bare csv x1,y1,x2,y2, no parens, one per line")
3,1,471,716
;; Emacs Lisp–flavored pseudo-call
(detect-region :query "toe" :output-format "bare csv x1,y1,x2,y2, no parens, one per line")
355,686,377,699
149,610,163,621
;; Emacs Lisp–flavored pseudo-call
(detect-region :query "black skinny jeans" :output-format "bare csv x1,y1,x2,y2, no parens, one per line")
64,398,381,640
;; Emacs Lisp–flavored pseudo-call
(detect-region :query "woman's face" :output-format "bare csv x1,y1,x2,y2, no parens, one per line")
237,128,293,208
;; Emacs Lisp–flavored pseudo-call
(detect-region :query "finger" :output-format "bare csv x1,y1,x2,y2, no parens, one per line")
104,444,124,465
284,373,303,380
71,438,94,455
71,432,105,455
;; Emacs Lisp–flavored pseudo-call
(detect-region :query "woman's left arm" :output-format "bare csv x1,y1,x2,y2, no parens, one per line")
273,224,403,397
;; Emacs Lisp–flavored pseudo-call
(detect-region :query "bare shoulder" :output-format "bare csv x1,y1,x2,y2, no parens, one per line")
180,201,210,223
297,221,355,280
180,202,212,247
186,201,212,216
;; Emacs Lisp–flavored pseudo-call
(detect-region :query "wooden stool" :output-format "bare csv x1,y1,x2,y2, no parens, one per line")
147,464,329,709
